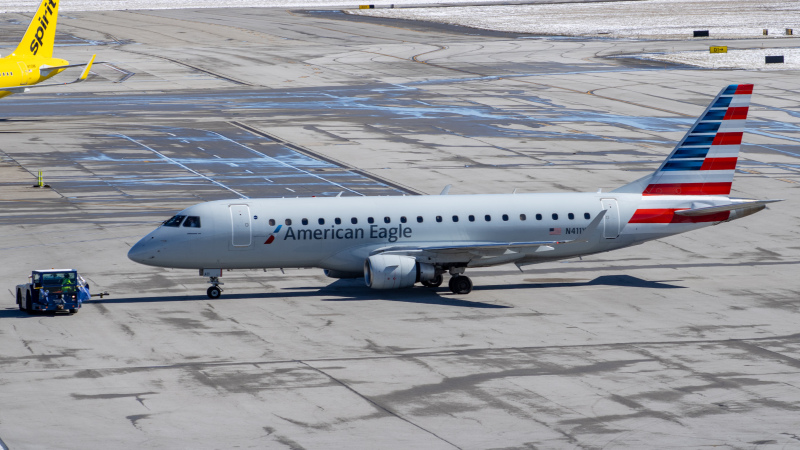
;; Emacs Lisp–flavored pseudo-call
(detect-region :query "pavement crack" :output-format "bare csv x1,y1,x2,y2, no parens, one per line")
299,361,463,450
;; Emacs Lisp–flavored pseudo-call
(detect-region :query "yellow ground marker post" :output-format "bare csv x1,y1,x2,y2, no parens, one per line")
32,170,50,188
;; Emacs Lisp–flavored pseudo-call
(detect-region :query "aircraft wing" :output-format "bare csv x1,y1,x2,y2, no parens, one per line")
371,210,606,263
674,199,783,216
4,55,96,93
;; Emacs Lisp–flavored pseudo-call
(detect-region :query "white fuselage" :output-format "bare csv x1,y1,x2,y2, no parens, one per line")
127,192,735,273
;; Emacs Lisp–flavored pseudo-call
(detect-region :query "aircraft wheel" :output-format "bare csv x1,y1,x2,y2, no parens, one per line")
448,275,473,295
207,286,222,299
422,274,443,288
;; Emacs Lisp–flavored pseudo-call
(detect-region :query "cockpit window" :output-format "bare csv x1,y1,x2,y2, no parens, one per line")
183,216,201,228
163,215,186,227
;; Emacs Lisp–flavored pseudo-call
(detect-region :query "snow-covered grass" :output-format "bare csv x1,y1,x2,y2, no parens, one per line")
1,0,488,14
351,0,800,40
639,47,800,70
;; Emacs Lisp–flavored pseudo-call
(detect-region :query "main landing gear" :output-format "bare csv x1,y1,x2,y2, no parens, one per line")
428,267,472,295
448,274,473,295
421,274,443,288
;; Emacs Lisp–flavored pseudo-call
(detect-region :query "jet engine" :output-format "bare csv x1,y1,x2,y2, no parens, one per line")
364,254,436,289
323,269,362,279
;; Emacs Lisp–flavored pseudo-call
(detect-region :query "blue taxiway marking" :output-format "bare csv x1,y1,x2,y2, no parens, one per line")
204,130,365,196
115,134,249,199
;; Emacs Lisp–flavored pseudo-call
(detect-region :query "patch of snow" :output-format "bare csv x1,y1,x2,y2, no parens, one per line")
639,47,800,70
351,0,800,40
1,0,492,14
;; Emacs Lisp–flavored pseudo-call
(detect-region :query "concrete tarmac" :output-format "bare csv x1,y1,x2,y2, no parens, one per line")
1,7,799,449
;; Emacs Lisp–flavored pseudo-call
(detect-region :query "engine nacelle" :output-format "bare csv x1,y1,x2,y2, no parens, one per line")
323,269,363,279
364,255,436,290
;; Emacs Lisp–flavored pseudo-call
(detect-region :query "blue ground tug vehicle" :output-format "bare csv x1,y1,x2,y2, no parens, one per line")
16,269,91,314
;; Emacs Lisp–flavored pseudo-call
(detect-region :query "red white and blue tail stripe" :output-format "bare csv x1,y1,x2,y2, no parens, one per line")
642,84,752,196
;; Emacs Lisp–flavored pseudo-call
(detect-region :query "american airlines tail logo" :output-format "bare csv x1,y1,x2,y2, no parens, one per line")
30,0,57,55
264,225,282,245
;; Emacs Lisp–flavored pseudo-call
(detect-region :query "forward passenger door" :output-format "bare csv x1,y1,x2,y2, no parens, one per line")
229,204,252,249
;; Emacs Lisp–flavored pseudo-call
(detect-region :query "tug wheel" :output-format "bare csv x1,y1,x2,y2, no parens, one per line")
25,290,33,315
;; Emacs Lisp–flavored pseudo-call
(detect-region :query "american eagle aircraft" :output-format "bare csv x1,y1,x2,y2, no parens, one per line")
0,0,95,99
128,84,780,298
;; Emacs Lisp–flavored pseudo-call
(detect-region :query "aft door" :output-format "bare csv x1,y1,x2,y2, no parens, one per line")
229,204,252,248
17,62,29,85
601,199,620,239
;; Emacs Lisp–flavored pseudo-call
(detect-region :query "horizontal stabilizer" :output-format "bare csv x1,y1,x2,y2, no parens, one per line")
39,57,96,77
6,55,97,93
674,199,782,217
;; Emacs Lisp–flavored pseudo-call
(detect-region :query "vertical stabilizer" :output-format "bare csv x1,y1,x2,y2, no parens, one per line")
614,84,752,195
13,0,60,59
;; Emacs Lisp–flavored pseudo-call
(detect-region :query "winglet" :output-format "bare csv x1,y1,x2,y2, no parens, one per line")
78,54,96,81
440,184,451,195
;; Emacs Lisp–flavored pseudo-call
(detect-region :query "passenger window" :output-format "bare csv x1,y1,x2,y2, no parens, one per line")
520,214,527,221
469,215,475,222
318,218,325,225
400,216,407,223
452,215,459,222
183,216,201,228
302,218,309,225
536,214,542,220
417,216,423,223
285,219,292,226
502,214,509,221
568,213,575,220
384,217,391,224
163,215,186,227
351,217,358,224
552,213,558,220
335,218,341,225
269,219,276,226
368,217,374,224
485,215,491,222
436,216,442,223
584,213,591,220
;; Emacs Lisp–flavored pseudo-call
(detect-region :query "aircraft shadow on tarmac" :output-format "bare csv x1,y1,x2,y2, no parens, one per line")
0,275,683,317
475,274,685,291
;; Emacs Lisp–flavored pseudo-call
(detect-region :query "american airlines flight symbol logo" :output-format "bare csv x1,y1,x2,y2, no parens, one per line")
264,225,282,245
30,0,57,55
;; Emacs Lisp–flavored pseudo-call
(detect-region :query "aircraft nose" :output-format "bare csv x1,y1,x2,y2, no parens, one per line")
128,236,159,265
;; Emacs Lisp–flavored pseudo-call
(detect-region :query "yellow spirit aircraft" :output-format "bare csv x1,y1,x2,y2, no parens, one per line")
0,0,95,99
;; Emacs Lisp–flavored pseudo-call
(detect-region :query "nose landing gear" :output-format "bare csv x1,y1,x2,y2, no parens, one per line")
202,269,224,298
207,283,222,299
